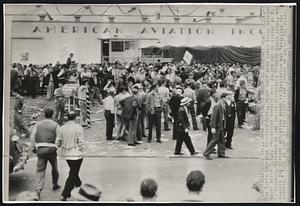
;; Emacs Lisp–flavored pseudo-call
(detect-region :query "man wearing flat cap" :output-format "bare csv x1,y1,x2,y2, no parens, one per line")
203,91,230,160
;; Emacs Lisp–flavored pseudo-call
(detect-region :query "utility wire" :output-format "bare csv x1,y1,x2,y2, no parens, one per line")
55,4,62,15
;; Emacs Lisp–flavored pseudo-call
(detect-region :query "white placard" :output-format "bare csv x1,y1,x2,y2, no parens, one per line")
183,50,193,65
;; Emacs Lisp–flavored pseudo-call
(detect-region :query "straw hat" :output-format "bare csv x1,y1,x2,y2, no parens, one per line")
71,183,101,201
180,97,191,106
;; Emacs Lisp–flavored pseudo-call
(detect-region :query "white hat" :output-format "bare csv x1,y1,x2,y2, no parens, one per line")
180,97,191,106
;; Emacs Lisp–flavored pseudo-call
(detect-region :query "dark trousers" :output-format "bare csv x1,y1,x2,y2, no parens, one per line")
225,117,235,148
140,108,147,137
236,101,247,126
188,102,198,129
172,114,178,140
206,118,212,146
90,86,103,105
41,77,47,93
252,76,258,87
61,158,83,198
29,77,38,98
202,116,207,131
203,129,225,157
104,110,115,140
174,130,196,154
148,108,162,141
55,99,65,125
162,103,169,130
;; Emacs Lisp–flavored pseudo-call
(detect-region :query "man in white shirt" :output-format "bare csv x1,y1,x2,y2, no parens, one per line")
77,80,89,127
158,80,170,131
103,87,116,140
80,67,91,81
183,80,199,130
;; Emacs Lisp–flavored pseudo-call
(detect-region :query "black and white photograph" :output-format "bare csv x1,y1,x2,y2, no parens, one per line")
2,3,295,203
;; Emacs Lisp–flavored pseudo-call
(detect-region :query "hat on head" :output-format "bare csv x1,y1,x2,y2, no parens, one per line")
185,79,191,85
132,84,140,89
108,87,116,94
180,97,191,106
221,91,233,98
176,87,184,94
71,183,101,201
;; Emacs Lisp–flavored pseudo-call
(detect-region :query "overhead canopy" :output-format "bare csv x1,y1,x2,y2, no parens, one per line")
142,46,261,64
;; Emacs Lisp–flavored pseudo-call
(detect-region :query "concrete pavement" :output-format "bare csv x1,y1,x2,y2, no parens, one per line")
8,96,261,202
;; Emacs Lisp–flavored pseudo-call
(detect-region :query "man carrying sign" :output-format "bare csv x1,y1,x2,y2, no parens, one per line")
183,50,193,65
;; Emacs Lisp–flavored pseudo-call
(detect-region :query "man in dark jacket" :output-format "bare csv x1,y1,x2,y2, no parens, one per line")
203,92,229,160
174,97,199,156
201,88,218,146
30,108,60,199
196,80,211,130
224,94,236,149
89,70,103,105
169,87,184,140
120,85,141,146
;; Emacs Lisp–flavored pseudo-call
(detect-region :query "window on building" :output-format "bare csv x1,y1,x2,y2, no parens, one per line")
125,41,137,50
111,41,124,52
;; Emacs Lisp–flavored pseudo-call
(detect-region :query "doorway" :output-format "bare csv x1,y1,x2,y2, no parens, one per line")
101,39,109,62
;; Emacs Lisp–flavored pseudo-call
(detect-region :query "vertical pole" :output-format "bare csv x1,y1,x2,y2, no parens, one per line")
68,97,71,111
86,87,91,128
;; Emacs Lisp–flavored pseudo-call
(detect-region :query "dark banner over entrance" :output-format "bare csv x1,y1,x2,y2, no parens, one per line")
142,46,261,64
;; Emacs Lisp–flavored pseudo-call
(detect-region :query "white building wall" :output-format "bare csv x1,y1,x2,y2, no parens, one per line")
10,20,262,64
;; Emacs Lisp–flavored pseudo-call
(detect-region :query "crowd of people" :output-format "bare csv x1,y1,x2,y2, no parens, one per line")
10,52,261,201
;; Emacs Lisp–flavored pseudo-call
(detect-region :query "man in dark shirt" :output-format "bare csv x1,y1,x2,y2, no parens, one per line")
196,80,211,130
66,53,73,69
169,87,184,140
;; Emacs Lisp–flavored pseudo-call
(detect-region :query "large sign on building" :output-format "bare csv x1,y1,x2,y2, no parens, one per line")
11,21,262,64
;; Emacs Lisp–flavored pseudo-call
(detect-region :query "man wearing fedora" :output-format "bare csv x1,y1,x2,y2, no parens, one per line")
174,97,199,156
71,183,101,201
203,92,230,160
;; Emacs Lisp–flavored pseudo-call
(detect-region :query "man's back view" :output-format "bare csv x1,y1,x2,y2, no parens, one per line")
30,108,61,200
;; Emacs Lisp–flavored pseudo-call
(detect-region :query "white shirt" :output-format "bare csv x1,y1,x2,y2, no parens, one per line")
56,121,84,160
78,85,88,100
236,76,247,89
81,70,91,79
158,86,169,103
43,67,49,76
207,97,217,116
103,95,115,113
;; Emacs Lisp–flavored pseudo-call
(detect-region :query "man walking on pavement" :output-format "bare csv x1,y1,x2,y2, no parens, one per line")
203,92,230,160
56,111,85,201
169,87,184,140
30,108,60,200
174,97,199,156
